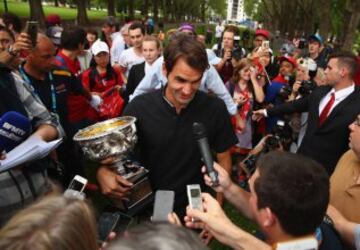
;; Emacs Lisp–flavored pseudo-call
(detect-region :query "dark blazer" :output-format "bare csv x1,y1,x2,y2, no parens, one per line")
123,61,145,104
268,85,360,175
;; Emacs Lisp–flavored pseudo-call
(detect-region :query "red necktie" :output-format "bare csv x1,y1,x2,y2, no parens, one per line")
318,93,335,126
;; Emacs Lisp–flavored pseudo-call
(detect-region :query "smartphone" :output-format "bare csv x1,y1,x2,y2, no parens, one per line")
152,190,175,222
261,40,270,50
24,21,38,47
274,237,318,250
97,212,120,243
187,184,203,222
67,175,87,193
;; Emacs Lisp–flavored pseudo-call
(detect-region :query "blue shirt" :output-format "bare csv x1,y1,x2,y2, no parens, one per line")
130,56,237,115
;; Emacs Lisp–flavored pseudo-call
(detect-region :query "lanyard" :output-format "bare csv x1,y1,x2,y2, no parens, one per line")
19,66,57,113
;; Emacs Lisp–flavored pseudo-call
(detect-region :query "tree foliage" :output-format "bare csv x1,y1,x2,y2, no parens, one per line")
244,0,360,49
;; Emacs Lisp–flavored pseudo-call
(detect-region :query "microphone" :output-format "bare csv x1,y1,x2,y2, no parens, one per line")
0,111,32,153
192,122,219,186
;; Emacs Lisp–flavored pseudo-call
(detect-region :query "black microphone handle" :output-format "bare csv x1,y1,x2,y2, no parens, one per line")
197,137,219,186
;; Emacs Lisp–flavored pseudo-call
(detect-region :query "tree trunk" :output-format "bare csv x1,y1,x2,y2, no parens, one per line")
200,0,206,23
153,0,159,22
76,0,89,26
54,0,59,7
128,0,135,18
108,0,116,16
29,0,45,28
142,0,149,16
342,0,360,50
317,0,332,40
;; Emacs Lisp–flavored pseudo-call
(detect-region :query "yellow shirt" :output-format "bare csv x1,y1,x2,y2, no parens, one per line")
330,150,360,223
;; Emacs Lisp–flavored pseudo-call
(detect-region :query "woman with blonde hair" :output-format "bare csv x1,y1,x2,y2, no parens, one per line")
0,195,98,250
226,58,265,154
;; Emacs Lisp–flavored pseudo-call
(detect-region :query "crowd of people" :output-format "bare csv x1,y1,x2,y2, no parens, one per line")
0,11,360,250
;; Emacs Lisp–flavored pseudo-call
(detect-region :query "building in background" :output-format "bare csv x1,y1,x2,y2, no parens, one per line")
226,0,247,23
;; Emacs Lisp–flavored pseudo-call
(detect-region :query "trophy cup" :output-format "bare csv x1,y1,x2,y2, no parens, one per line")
73,116,153,215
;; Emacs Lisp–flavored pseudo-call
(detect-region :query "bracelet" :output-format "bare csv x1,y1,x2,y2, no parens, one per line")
7,46,19,57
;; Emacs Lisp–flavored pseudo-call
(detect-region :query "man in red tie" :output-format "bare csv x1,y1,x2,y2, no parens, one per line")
253,51,360,175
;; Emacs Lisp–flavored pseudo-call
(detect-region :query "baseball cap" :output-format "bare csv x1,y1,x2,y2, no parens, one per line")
255,29,270,40
91,40,109,56
47,26,63,46
308,34,323,44
279,55,297,68
45,14,61,27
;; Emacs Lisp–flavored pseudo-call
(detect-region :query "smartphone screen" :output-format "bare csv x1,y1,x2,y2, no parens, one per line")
67,175,87,193
262,40,269,49
97,212,120,243
152,190,175,222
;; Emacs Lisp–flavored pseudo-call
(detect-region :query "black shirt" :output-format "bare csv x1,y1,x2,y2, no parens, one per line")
20,66,83,134
123,89,238,216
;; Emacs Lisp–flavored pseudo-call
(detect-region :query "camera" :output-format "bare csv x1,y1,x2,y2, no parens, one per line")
298,80,316,96
276,75,295,103
298,38,306,49
240,120,292,179
277,85,293,102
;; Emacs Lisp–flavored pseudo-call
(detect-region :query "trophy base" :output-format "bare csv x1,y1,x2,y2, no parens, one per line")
111,161,154,215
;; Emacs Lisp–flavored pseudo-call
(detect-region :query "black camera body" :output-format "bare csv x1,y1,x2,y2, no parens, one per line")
277,85,293,102
240,120,293,178
298,80,316,96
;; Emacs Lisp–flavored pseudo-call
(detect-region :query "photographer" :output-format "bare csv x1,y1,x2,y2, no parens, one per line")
239,122,293,180
185,152,342,250
288,58,319,151
265,55,297,133
215,27,244,83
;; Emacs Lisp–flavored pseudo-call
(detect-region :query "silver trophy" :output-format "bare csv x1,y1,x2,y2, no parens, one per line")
73,116,153,214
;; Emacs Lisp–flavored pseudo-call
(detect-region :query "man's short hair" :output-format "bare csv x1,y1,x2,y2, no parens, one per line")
255,151,329,237
224,26,238,36
107,223,208,250
60,27,86,50
163,32,209,74
0,12,22,33
129,22,145,35
328,51,359,79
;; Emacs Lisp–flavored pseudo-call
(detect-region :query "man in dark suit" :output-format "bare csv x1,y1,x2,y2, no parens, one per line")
123,35,161,104
253,51,360,175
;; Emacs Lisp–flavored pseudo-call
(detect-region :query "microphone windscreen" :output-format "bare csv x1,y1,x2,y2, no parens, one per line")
192,122,206,140
0,111,32,153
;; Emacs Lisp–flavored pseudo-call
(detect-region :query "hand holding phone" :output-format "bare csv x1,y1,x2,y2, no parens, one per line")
63,175,87,200
24,21,38,47
152,190,175,222
261,40,270,50
187,184,203,222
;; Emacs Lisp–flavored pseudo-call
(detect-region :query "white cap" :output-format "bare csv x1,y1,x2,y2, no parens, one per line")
91,40,109,56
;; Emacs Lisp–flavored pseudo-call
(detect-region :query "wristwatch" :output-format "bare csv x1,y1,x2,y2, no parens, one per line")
7,45,19,57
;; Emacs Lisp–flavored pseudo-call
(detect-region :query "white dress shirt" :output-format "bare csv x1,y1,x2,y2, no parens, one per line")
318,84,355,115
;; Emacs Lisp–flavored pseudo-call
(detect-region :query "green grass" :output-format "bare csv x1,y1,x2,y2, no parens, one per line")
0,0,108,20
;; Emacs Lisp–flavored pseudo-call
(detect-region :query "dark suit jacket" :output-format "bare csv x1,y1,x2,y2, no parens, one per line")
123,61,145,104
268,85,360,175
